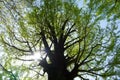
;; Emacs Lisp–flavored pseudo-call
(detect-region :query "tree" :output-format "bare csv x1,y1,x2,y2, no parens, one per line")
0,0,120,80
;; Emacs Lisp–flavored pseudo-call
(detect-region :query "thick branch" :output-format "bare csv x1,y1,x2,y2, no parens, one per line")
70,63,79,78
46,20,57,44
40,31,51,54
61,18,69,30
59,19,69,42
40,31,54,62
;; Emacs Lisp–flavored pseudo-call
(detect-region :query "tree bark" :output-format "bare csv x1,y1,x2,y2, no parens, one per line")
47,70,66,80
47,68,74,80
40,41,77,80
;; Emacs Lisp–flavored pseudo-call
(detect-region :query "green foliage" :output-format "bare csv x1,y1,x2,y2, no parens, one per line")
0,0,120,80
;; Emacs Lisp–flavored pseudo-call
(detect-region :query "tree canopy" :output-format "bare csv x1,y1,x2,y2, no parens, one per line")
0,0,120,80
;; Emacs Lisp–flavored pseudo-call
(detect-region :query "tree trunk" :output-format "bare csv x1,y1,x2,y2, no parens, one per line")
40,45,77,80
47,68,74,80
47,70,66,80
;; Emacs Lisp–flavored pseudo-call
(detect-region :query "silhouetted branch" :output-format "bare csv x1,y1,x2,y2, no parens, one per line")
79,69,102,76
3,40,31,52
40,31,50,54
29,67,45,76
26,41,33,54
31,37,41,51
80,58,94,65
0,64,17,80
15,57,34,61
67,56,77,66
79,44,101,66
77,75,87,80
62,18,69,30
64,35,85,50
65,36,80,46
59,18,69,42
46,20,58,44
14,33,27,43
64,23,75,42
77,26,88,63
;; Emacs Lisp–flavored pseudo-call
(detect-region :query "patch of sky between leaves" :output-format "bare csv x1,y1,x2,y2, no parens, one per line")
100,19,107,28
77,0,84,8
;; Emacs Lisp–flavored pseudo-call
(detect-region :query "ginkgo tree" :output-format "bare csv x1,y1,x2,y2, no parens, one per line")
0,0,120,80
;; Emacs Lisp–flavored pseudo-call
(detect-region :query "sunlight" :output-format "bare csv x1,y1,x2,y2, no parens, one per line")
31,51,42,62
24,51,44,61
74,77,80,80
11,50,45,66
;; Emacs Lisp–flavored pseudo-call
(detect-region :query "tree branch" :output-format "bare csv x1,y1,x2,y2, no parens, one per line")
26,41,33,54
81,58,94,65
15,57,34,61
70,63,79,78
61,18,69,30
77,75,88,80
40,31,54,62
29,67,45,76
79,69,102,76
40,31,50,54
79,44,101,66
13,33,27,43
3,40,31,52
63,23,75,42
67,56,77,66
46,20,57,44
64,36,80,46
77,26,88,63
59,18,69,42
64,35,85,50
31,37,41,51
0,64,17,80
64,39,79,50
